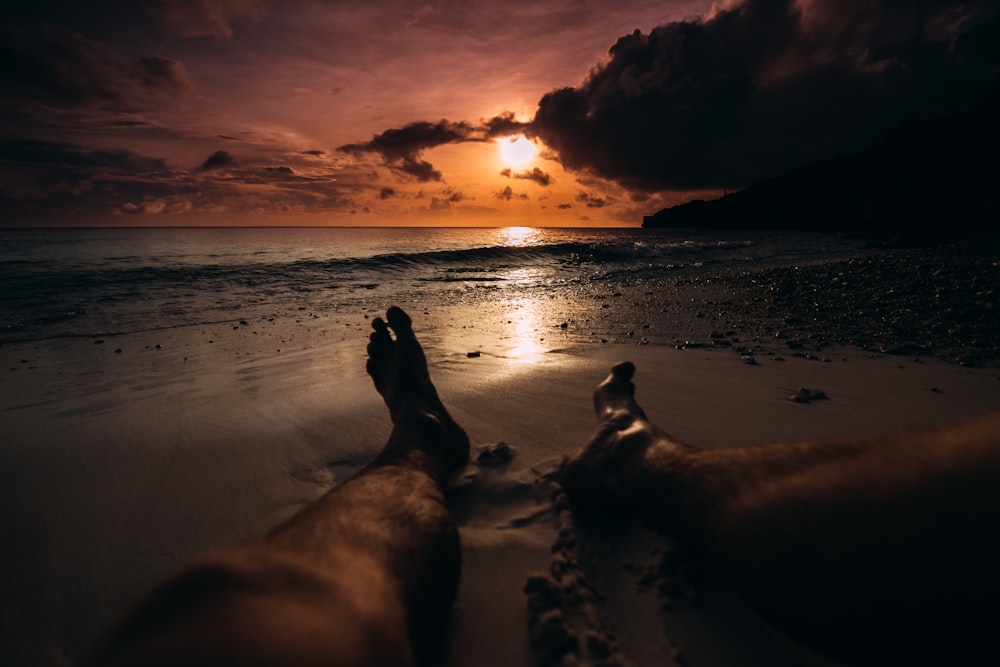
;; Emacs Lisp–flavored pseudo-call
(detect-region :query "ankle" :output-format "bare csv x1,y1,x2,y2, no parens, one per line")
377,413,469,482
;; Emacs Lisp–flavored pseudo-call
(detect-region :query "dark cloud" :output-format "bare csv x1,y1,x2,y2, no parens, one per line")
338,115,530,182
0,23,193,110
199,150,237,171
483,111,530,138
576,191,609,208
495,186,528,201
0,139,168,172
0,135,363,223
338,120,473,181
500,166,553,186
157,0,264,39
0,138,190,221
531,0,1000,191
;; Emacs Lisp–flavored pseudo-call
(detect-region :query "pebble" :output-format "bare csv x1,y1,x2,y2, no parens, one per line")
466,351,481,358
475,441,514,466
789,387,828,403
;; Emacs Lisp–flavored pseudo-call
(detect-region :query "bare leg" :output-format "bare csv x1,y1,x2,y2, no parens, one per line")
563,362,1000,665
86,307,469,667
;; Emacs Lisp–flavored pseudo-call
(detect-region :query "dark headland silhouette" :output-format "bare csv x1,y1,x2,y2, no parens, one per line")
643,91,999,243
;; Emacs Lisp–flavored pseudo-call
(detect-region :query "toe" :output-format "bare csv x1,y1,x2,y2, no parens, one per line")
371,316,391,338
610,361,635,382
386,306,415,339
369,317,392,349
594,361,644,418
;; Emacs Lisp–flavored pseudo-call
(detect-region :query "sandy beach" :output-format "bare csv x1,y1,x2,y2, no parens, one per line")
2,259,1000,667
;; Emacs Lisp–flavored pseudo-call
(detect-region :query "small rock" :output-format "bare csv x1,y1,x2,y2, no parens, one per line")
476,441,514,466
789,387,828,403
466,351,481,358
743,356,757,365
115,348,122,354
94,340,105,345
155,344,162,349
559,322,568,329
930,386,941,393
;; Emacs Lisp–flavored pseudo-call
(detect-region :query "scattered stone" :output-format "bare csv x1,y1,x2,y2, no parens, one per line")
240,320,248,326
115,348,122,354
466,351,481,358
930,386,942,393
560,322,568,329
789,387,828,403
476,441,514,466
94,340,104,345
155,344,162,349
743,356,758,365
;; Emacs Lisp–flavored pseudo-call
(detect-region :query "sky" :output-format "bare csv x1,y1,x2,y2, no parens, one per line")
1,0,997,227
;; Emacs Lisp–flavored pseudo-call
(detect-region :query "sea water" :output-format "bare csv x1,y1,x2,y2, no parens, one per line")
0,226,867,344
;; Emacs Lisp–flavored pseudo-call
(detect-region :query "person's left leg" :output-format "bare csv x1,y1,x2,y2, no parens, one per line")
85,307,469,667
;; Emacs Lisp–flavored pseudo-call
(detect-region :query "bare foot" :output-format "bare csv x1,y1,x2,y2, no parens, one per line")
561,362,687,510
366,306,469,474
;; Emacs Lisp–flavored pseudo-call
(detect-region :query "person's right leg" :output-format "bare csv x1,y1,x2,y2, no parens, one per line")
86,307,469,667
562,361,1000,664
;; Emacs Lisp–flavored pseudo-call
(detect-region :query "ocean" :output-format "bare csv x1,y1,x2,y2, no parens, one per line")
0,226,869,345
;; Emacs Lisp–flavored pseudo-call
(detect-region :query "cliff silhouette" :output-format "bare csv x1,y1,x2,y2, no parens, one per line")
643,91,999,242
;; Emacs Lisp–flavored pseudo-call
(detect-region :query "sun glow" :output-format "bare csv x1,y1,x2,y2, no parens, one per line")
498,136,536,166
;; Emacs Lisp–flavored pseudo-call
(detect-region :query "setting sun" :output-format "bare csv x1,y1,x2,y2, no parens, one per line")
499,136,536,166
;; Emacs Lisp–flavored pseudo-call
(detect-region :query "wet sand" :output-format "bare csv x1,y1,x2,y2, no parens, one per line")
2,238,999,666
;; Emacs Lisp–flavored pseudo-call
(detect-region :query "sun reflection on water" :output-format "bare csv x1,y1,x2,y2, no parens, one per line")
502,296,547,364
498,226,540,247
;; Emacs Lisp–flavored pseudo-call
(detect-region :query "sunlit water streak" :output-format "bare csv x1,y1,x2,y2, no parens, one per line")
0,227,868,343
